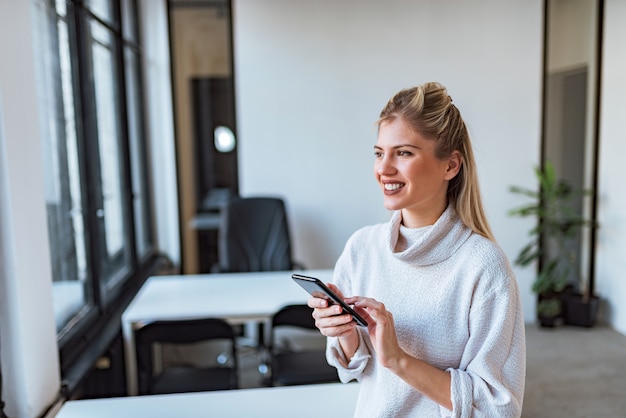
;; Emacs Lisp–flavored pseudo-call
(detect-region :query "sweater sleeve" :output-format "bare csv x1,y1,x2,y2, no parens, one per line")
447,270,526,418
326,328,371,383
324,230,374,382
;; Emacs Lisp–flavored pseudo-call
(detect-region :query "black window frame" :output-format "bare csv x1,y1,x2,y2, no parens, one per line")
38,0,162,393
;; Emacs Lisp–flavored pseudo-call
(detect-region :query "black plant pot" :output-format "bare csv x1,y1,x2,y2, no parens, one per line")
561,293,600,327
536,293,562,328
538,314,560,328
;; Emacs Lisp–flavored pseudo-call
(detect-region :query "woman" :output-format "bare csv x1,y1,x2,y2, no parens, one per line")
309,82,526,417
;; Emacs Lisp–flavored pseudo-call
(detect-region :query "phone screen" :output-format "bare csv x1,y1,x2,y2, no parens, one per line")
291,274,368,327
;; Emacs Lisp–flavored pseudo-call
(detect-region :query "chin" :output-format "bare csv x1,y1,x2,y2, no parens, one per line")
382,199,403,211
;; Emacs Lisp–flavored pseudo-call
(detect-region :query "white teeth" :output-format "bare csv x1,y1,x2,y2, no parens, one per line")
384,183,403,191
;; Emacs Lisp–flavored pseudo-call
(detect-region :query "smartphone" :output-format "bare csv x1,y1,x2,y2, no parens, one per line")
291,273,368,327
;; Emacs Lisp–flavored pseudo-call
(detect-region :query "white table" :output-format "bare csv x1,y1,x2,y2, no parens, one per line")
55,382,359,418
122,269,334,396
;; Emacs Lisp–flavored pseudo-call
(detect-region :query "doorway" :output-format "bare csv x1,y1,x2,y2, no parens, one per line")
542,0,602,292
168,0,238,273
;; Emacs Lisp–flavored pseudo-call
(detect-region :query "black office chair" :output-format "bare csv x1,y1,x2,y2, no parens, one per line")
134,318,239,395
216,196,304,273
265,304,339,386
214,196,305,360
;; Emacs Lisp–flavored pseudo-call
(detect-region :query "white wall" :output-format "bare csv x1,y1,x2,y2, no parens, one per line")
0,2,61,417
233,0,543,323
596,0,626,335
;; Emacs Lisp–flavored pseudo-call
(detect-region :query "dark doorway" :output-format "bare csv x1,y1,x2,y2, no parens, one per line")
168,0,238,273
191,77,238,210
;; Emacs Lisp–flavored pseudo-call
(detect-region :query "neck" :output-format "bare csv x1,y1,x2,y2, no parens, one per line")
401,200,448,228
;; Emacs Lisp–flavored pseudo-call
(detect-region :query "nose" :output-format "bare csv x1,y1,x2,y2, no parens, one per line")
376,154,396,175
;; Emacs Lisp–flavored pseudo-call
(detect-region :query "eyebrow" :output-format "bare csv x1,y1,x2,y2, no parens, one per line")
373,144,420,150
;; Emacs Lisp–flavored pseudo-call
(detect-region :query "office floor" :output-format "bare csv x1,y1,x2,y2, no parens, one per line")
238,350,267,389
522,323,626,417
237,324,626,417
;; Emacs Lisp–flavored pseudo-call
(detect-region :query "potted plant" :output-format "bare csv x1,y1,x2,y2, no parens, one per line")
508,161,598,327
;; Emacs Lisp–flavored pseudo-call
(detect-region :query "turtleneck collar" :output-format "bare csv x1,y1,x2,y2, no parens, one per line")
386,204,472,266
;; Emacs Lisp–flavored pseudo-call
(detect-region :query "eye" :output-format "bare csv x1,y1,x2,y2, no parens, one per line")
397,149,413,156
374,150,383,158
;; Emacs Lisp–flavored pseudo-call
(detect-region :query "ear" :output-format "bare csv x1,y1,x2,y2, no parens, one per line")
443,150,462,180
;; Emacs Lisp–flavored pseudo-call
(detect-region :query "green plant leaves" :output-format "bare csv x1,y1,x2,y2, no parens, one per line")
537,298,561,317
508,160,596,302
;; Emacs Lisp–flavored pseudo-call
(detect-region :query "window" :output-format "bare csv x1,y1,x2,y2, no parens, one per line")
34,0,157,376
122,0,154,261
37,0,94,335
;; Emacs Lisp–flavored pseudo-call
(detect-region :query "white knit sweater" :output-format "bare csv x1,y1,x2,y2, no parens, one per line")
326,206,526,418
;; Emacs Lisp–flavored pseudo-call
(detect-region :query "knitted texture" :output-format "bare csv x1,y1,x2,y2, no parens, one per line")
326,206,526,418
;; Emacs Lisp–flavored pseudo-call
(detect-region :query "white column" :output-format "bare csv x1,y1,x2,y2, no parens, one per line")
0,1,61,417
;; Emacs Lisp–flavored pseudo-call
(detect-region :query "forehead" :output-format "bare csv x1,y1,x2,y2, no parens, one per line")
376,118,431,146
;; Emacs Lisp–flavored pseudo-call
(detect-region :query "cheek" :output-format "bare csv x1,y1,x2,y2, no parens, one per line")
412,160,442,178
404,162,426,179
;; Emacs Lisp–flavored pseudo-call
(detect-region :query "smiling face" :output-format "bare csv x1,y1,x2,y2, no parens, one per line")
374,117,461,228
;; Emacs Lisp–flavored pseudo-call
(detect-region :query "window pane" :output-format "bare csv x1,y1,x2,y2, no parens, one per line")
125,47,153,259
34,0,93,331
55,0,66,17
86,0,115,26
89,18,132,287
121,0,138,42
59,20,89,285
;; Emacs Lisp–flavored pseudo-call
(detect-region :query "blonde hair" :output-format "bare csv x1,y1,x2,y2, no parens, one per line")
377,82,494,241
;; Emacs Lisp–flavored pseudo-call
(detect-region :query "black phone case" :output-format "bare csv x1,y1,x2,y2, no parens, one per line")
291,274,368,327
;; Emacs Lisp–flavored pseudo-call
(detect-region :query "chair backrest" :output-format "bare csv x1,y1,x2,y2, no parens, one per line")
218,197,295,272
134,318,237,395
272,304,317,330
267,304,338,386
269,304,321,350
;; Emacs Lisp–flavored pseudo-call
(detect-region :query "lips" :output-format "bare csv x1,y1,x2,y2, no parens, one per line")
383,182,405,191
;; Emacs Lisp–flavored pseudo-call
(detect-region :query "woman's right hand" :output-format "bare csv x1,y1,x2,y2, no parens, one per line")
307,283,360,357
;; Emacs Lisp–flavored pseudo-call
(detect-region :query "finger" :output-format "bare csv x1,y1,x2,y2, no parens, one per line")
312,306,338,322
353,297,385,311
344,296,361,305
354,300,393,327
349,297,391,326
317,316,358,337
316,312,354,328
331,322,358,337
307,296,329,309
312,302,350,325
326,283,346,299
319,324,356,338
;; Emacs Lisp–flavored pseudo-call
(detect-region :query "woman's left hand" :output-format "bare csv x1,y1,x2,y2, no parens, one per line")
344,296,407,371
